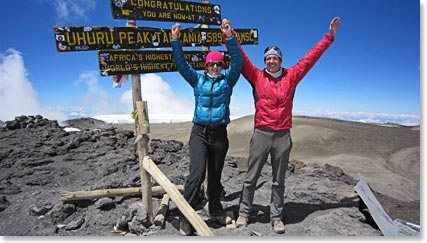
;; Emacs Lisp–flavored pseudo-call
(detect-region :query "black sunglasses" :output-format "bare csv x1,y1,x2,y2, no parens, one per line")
208,62,223,67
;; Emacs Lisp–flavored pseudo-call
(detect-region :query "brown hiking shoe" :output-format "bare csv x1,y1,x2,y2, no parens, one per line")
271,220,285,234
236,216,248,228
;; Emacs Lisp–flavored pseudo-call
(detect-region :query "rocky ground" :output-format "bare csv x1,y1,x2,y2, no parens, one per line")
0,115,419,237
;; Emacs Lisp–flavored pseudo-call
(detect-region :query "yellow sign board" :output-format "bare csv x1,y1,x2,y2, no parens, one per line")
110,0,222,25
53,26,258,52
98,50,231,75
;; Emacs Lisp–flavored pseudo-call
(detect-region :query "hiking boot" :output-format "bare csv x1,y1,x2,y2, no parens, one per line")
271,220,285,234
211,214,232,225
236,216,248,228
180,220,192,236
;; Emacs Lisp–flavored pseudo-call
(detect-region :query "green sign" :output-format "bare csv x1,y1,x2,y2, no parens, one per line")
53,26,258,52
110,0,222,25
98,49,231,75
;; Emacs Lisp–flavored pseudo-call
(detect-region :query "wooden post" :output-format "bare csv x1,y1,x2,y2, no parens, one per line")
129,19,140,134
128,19,153,224
201,1,211,53
136,101,153,223
136,101,150,134
143,156,214,236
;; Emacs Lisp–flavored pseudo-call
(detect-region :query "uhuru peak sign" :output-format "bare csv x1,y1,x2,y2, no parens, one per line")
53,26,258,52
98,50,230,76
111,0,222,25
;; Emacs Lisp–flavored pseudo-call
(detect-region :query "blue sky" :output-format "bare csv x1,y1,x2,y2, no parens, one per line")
0,0,421,125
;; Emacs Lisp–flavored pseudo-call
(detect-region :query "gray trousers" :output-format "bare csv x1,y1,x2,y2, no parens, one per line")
238,127,292,220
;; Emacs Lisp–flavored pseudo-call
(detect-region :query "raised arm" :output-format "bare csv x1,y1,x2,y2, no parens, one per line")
221,19,260,85
289,17,341,87
171,23,198,87
220,19,242,87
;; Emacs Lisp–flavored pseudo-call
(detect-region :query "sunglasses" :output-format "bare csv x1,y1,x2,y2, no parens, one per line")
208,62,223,68
264,46,281,52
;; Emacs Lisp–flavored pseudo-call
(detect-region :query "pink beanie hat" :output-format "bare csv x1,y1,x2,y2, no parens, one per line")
205,51,224,67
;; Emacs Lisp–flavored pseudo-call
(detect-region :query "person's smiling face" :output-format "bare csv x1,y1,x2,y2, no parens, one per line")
265,55,282,73
207,61,223,76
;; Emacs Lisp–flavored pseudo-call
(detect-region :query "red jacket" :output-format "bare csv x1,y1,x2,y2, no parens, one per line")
240,33,334,130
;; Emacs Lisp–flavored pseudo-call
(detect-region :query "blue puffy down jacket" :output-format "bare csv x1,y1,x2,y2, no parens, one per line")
171,35,242,125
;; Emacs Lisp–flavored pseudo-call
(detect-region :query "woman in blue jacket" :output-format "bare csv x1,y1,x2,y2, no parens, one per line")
171,20,242,235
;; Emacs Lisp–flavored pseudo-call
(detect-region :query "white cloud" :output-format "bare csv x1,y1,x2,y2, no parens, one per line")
294,110,420,126
46,105,92,120
120,73,193,117
42,0,96,24
0,49,67,122
73,71,117,115
72,73,193,123
0,50,192,123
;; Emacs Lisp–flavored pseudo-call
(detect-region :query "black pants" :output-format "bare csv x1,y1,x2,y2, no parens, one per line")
184,123,229,217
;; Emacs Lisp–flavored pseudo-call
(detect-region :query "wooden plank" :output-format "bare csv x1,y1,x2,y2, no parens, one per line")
59,185,184,202
143,156,214,236
153,193,170,227
354,173,397,236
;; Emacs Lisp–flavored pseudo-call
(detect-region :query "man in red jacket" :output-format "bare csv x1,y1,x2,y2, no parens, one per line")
229,17,341,234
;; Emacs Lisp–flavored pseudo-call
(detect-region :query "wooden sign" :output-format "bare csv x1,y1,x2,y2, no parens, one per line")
98,49,231,75
53,26,258,52
110,0,222,25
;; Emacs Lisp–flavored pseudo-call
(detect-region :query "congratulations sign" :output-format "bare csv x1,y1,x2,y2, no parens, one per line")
110,0,222,25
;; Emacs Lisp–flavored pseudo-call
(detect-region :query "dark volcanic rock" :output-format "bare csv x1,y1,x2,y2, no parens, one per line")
0,115,384,236
0,196,10,212
62,117,110,131
29,202,54,216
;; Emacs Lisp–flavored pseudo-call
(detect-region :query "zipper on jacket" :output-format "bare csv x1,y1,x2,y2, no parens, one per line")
209,76,221,124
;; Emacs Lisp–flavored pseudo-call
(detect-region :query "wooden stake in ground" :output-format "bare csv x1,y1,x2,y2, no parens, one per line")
153,193,170,227
143,156,214,236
